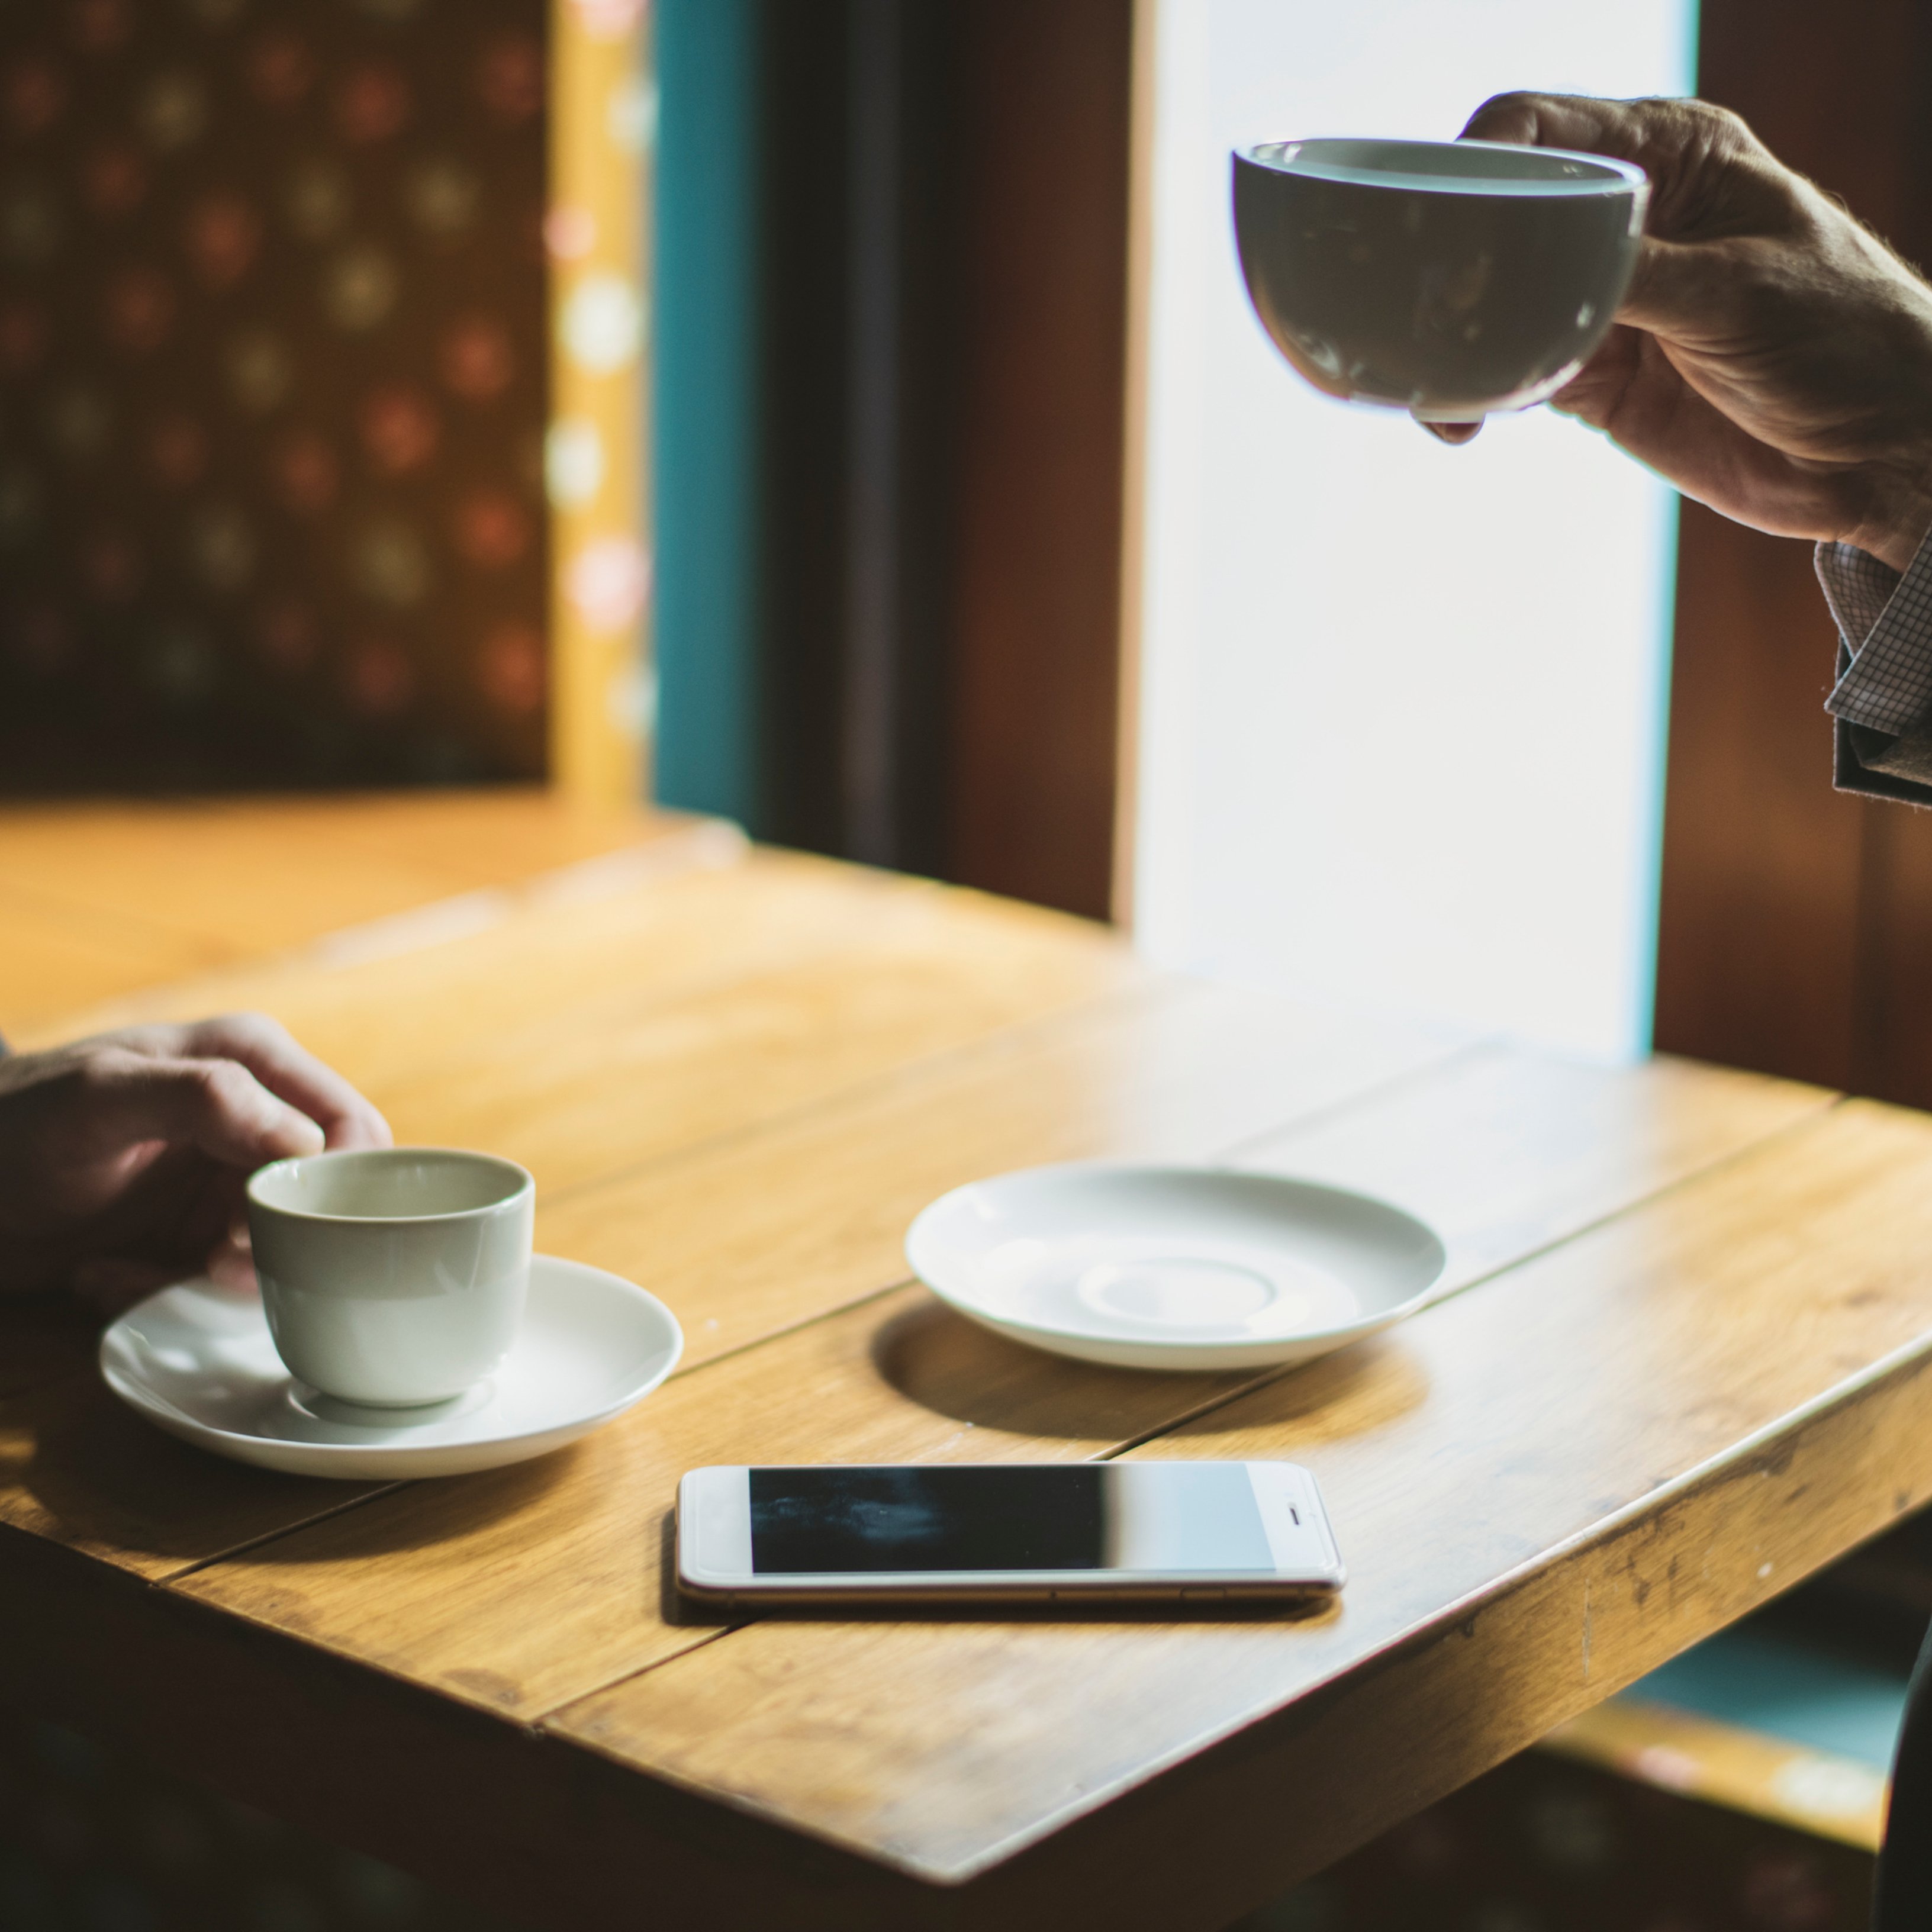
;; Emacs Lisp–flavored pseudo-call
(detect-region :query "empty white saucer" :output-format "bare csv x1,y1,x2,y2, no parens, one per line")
99,1255,682,1479
906,1163,1446,1370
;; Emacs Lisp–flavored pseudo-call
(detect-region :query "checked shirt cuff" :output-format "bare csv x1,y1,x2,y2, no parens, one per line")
1821,530,1932,732
1819,529,1932,803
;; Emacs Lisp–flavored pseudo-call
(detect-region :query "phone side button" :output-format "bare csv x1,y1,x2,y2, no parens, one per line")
1180,1588,1227,1602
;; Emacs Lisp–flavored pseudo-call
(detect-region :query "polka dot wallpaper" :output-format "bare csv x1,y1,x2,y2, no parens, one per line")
0,0,552,792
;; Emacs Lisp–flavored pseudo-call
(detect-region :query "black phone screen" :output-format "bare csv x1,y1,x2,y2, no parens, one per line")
746,1463,1277,1574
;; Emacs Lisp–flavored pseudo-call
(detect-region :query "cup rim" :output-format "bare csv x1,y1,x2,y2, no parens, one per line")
246,1145,534,1225
1237,136,1648,197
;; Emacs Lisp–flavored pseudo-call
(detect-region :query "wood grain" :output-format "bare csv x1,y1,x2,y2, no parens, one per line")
0,886,217,1036
0,791,694,984
549,1100,1932,1913
170,1042,1825,1740
172,1285,1248,1718
0,1528,985,1932
1232,1043,1831,1295
535,977,1459,1368
0,1374,390,1578
9,793,1930,1931
17,846,1066,1056
14,852,1142,1200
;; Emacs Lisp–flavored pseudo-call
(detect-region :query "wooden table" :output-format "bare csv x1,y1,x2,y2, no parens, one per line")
2,792,1927,1932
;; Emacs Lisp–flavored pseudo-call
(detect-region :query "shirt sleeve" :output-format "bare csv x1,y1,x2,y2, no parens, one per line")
1818,529,1932,804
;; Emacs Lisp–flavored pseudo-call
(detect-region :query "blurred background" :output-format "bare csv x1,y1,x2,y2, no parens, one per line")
12,0,1932,1099
7,0,1932,1927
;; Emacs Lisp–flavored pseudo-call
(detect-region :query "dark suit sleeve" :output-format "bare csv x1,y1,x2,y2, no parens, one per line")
1837,719,1932,803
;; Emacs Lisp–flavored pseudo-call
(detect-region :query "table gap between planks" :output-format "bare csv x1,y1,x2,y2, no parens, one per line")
2,792,1921,1932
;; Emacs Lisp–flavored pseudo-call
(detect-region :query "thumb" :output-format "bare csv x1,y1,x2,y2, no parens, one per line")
76,1050,326,1170
1617,233,1721,340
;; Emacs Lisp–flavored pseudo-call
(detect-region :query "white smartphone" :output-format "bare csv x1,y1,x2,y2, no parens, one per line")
675,1460,1345,1605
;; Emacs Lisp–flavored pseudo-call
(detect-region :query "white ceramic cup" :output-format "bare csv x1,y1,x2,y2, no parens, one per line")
1231,136,1649,420
246,1147,534,1407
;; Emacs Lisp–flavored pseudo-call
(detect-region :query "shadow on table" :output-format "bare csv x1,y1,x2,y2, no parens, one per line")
14,1377,582,1569
870,1294,1428,1445
0,1292,107,1398
658,1511,1342,1631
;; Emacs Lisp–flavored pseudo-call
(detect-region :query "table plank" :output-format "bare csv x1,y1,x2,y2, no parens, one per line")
0,798,1903,1932
0,886,220,1037
163,1046,1828,1744
367,882,1144,1199
0,1374,390,1577
0,974,1444,1580
168,1286,1246,1717
14,851,1144,1200
536,978,1461,1368
1232,1042,1830,1296
0,790,698,981
7,815,747,1054
550,1099,1932,1920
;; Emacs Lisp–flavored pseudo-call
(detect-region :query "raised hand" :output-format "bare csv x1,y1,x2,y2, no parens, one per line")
1435,93,1932,572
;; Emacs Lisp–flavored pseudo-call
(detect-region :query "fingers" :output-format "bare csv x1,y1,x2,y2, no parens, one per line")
67,1048,327,1171
179,1013,391,1151
1461,92,1661,165
1460,91,1738,179
1614,233,1755,343
93,1014,391,1151
204,1228,257,1293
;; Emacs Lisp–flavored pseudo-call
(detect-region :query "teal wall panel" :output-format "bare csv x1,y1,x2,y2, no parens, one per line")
652,0,760,822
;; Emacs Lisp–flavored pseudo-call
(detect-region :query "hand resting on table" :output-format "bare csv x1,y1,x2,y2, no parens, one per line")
0,1014,389,1310
1434,93,1932,574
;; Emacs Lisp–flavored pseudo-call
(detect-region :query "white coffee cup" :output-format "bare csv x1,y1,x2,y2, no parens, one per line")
1231,136,1648,419
246,1147,534,1407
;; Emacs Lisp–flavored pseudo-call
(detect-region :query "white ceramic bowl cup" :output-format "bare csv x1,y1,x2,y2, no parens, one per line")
247,1148,534,1408
1232,137,1649,419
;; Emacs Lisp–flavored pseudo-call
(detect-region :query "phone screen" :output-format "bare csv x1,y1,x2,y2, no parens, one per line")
747,1463,1279,1575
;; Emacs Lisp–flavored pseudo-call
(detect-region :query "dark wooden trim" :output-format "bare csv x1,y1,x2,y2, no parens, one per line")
746,0,1133,919
943,0,1132,922
1654,0,1932,1097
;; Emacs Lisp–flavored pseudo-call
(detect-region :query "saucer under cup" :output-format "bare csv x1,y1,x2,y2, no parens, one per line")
907,1164,1447,1370
99,1254,682,1478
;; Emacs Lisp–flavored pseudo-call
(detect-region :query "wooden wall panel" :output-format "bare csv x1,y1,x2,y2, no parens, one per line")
945,0,1132,922
1655,0,1932,1100
1654,505,1866,1089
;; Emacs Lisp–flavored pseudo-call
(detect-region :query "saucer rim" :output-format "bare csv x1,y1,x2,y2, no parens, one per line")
905,1160,1447,1366
98,1252,683,1465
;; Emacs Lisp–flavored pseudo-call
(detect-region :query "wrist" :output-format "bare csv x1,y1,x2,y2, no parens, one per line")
1848,463,1932,575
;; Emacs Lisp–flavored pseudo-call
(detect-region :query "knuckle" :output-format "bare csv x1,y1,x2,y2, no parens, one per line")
208,1009,286,1046
191,1057,255,1110
1692,101,1761,161
70,1045,140,1096
1467,89,1538,128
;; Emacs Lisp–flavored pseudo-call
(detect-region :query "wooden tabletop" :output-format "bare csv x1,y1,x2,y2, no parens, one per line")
3,793,1927,1932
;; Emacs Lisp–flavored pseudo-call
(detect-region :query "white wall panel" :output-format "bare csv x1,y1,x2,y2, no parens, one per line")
1132,0,1696,1060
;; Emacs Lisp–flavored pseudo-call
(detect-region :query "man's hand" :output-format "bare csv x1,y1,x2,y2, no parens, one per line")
1437,94,1932,573
0,1015,390,1308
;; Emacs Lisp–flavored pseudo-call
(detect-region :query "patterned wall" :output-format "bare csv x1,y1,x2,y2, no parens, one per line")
0,0,552,792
